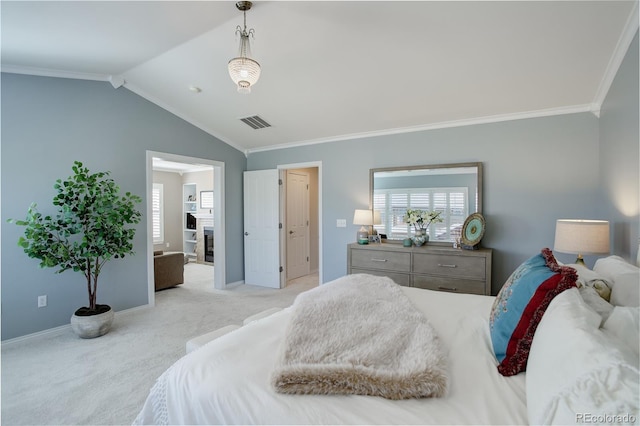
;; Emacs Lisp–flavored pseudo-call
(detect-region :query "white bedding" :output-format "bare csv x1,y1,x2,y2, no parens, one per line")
134,286,528,425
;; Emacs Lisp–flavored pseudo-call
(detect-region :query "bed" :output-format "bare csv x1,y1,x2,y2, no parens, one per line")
134,252,639,425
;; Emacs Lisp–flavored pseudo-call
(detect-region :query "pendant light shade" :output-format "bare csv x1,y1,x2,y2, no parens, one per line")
228,1,260,94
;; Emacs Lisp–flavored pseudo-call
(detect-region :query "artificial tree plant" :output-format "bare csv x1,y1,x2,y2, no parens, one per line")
12,161,142,316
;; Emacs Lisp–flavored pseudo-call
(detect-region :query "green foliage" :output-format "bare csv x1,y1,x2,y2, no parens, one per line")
9,161,142,310
403,208,443,232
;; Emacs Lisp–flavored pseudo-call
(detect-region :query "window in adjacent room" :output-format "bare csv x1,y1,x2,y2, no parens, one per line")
152,183,164,244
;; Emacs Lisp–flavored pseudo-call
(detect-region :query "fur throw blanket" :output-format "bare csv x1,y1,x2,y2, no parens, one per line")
271,274,448,400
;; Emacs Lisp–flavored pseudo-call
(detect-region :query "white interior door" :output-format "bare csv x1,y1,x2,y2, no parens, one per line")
286,171,310,280
243,170,281,288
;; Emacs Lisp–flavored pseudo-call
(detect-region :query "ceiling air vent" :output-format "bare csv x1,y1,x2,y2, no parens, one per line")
240,115,271,130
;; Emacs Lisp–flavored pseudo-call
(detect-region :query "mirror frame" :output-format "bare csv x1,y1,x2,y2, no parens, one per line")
369,162,483,245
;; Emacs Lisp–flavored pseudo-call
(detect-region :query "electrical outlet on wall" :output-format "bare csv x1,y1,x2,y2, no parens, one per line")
37,295,47,308
166,242,170,248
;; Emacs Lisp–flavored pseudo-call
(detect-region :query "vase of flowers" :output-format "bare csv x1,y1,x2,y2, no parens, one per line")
403,208,443,246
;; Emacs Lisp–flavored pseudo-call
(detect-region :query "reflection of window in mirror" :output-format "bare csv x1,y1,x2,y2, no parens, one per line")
200,191,213,209
373,187,469,241
371,163,481,243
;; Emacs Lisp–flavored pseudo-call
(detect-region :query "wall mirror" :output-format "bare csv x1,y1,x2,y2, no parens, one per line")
370,162,482,244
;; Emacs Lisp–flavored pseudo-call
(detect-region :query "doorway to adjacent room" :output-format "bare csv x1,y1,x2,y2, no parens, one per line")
243,162,322,289
146,151,226,307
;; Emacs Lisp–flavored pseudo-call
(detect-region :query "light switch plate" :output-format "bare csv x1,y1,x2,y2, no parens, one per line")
336,219,347,228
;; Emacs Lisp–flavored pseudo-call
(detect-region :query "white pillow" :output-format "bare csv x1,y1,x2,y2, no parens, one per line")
527,288,639,425
578,286,613,325
602,306,640,357
566,263,612,301
594,256,640,307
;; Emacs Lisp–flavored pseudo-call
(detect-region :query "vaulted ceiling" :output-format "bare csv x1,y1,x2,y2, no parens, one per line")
2,1,637,154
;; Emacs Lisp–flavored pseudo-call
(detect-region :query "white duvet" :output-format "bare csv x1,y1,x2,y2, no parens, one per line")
134,286,528,425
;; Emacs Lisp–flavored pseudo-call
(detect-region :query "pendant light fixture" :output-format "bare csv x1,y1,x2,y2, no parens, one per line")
228,1,260,94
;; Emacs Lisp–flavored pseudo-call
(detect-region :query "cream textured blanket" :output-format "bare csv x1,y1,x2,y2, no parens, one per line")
271,274,448,400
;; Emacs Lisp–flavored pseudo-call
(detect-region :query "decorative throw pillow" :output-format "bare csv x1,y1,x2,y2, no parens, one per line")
490,248,577,376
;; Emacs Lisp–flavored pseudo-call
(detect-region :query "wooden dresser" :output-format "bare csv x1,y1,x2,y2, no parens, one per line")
347,243,492,295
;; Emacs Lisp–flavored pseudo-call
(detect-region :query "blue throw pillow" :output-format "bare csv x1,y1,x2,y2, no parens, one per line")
490,248,577,376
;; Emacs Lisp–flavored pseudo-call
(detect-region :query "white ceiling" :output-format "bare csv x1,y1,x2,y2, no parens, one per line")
152,158,213,174
2,1,638,154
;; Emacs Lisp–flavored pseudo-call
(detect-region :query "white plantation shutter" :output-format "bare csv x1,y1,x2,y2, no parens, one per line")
373,192,387,235
374,187,468,240
390,193,409,238
448,191,466,241
152,183,164,243
409,192,430,210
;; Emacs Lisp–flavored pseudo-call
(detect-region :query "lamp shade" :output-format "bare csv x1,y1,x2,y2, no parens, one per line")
554,219,610,255
353,209,373,226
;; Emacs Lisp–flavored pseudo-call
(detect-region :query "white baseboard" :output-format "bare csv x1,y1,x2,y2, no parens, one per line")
224,280,245,289
2,324,71,346
1,304,152,346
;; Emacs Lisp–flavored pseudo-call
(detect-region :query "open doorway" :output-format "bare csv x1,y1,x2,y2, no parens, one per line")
279,163,321,288
146,151,226,307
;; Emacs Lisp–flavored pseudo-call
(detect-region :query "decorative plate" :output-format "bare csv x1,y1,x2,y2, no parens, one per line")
461,213,486,247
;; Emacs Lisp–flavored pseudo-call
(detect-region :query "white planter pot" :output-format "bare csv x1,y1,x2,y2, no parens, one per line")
70,305,114,339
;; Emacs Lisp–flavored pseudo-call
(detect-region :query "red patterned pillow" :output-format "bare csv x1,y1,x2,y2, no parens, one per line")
490,248,577,376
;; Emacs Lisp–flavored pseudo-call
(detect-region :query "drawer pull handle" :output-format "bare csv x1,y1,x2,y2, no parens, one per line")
371,258,388,262
438,263,457,268
438,286,458,292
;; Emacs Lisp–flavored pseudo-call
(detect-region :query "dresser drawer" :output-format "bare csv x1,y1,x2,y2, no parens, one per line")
350,268,411,287
350,249,411,272
412,275,486,295
412,253,485,279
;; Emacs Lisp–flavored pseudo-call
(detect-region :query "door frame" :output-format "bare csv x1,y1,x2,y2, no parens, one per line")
277,161,323,286
146,151,226,307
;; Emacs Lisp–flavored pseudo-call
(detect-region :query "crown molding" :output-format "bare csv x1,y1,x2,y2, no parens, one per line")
0,64,111,82
591,1,639,116
246,104,593,155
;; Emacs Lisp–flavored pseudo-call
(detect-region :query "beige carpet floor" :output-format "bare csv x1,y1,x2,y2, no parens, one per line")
1,264,318,425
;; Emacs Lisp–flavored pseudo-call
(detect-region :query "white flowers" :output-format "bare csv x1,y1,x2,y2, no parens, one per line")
403,208,443,232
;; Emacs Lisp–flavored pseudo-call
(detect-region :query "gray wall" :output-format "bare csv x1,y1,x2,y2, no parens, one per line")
247,112,603,292
248,34,639,290
248,33,638,292
1,73,246,340
599,31,639,262
2,31,637,339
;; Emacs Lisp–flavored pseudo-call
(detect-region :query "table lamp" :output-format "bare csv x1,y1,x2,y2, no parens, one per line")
353,209,373,244
553,219,610,266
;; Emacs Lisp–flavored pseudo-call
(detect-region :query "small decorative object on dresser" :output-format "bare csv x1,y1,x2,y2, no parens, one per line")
404,209,443,246
461,213,486,250
347,242,492,295
353,209,374,245
413,230,428,246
